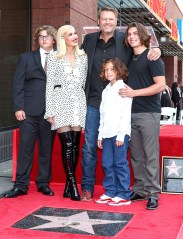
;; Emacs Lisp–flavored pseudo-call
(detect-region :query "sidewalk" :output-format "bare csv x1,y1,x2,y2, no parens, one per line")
0,160,13,197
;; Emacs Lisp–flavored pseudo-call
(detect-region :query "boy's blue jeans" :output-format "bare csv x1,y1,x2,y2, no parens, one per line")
102,135,132,199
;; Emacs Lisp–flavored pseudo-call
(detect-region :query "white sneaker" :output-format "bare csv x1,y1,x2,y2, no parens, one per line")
95,194,112,204
107,196,131,206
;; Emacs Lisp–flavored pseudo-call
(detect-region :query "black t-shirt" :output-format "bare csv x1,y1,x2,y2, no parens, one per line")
128,49,165,113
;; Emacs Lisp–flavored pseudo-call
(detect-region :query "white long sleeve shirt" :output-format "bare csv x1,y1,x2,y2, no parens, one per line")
98,80,132,142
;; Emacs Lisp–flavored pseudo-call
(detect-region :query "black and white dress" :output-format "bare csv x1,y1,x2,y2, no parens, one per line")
44,51,88,130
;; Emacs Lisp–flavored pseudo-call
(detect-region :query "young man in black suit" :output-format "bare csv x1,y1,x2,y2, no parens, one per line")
3,25,57,198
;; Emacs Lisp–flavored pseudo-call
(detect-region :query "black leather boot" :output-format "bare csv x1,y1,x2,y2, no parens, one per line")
63,131,81,198
63,180,70,198
58,131,81,201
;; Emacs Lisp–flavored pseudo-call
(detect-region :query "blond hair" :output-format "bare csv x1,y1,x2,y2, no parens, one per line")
56,25,85,59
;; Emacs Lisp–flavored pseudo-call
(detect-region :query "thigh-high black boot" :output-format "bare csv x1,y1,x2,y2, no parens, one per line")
58,131,80,201
63,131,81,198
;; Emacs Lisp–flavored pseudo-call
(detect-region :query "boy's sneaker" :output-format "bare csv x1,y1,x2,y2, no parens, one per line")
107,197,131,206
95,194,112,204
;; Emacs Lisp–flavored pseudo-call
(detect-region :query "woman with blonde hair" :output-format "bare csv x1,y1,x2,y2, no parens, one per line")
44,25,87,201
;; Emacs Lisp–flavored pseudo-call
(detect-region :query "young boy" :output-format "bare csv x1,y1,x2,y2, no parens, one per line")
96,58,132,206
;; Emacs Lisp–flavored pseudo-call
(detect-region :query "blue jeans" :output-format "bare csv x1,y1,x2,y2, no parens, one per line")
81,105,100,193
102,135,132,199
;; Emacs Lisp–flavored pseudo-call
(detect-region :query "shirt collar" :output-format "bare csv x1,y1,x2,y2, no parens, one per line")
39,47,54,55
98,30,116,42
106,79,124,90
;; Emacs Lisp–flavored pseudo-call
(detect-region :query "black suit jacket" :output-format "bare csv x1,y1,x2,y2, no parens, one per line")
13,49,46,116
81,30,133,100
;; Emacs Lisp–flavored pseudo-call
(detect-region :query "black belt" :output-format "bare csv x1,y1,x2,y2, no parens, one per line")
54,85,61,89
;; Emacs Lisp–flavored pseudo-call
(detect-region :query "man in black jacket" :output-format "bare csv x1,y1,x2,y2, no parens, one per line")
4,25,57,198
81,6,161,201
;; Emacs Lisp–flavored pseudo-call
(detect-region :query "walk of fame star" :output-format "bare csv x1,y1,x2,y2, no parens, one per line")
12,207,133,236
31,211,127,234
165,160,182,176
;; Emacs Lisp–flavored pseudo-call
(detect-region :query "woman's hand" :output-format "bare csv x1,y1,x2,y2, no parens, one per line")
47,116,55,124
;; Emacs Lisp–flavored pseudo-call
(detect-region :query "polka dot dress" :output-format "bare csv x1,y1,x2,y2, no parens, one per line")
44,52,87,130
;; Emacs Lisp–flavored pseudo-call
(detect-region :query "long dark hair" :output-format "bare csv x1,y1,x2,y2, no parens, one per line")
171,82,178,91
124,22,151,48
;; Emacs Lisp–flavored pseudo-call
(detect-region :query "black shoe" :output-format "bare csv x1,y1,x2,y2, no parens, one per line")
3,187,27,198
38,186,54,196
130,192,147,202
146,198,158,210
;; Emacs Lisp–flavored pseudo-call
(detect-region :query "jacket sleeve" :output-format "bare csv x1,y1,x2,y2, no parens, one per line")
44,53,57,118
81,55,88,89
12,54,26,112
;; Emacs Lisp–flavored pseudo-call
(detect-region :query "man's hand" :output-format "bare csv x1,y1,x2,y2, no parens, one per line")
147,48,161,61
119,85,135,98
15,110,26,121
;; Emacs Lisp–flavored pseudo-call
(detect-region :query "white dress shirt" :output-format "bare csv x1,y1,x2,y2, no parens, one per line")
98,80,132,142
40,47,54,69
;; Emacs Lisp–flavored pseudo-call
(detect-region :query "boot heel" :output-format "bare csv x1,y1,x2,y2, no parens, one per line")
63,180,71,198
69,177,81,201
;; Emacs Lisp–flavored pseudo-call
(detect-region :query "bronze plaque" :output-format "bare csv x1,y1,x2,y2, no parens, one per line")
161,156,183,194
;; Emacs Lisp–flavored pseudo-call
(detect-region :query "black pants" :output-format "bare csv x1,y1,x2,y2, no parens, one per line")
15,114,52,192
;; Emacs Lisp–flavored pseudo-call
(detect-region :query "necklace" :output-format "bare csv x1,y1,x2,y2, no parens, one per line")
133,53,142,61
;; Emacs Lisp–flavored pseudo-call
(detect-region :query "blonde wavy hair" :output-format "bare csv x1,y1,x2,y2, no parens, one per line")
56,25,85,59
